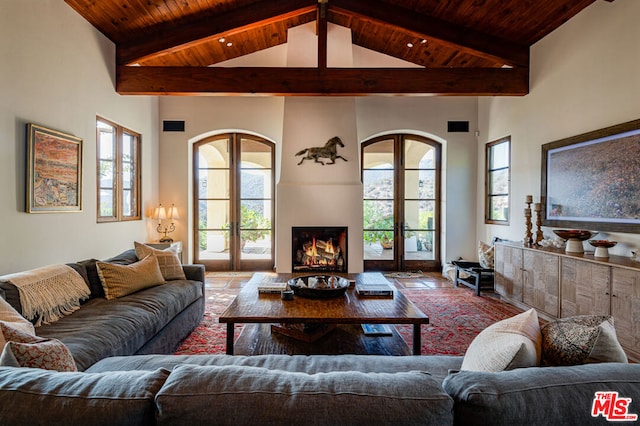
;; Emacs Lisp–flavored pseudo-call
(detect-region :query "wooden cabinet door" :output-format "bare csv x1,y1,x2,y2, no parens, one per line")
610,268,640,356
522,251,559,317
560,258,610,317
495,244,523,302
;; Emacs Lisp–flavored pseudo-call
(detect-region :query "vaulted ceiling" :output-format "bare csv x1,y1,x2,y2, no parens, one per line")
64,0,612,96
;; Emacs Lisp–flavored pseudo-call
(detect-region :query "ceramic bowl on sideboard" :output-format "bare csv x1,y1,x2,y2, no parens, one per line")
589,240,617,258
552,229,597,253
553,229,596,241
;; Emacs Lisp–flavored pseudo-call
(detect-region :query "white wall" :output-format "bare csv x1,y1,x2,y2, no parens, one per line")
477,0,640,257
0,0,159,274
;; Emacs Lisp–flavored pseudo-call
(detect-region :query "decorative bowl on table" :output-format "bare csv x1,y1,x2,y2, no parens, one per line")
288,275,350,299
588,240,617,258
552,229,597,253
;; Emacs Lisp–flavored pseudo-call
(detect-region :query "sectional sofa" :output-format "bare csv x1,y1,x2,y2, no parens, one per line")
0,248,205,370
0,249,639,425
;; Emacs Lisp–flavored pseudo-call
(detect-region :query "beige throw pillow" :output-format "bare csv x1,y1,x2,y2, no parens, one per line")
0,297,35,349
134,242,186,281
97,254,165,300
461,308,541,372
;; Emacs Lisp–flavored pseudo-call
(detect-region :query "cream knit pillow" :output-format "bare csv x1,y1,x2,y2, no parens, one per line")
97,254,165,300
461,308,542,372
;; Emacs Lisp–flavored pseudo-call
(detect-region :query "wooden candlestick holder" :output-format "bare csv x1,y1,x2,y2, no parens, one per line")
535,204,544,245
524,200,533,247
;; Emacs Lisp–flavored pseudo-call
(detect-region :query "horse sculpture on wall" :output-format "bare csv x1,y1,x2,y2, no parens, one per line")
295,136,348,165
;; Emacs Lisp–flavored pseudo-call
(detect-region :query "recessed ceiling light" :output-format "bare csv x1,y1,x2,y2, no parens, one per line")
218,37,225,43
407,42,414,48
226,42,233,47
421,39,427,44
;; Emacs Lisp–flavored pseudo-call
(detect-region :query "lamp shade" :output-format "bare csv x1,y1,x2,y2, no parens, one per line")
153,206,167,220
167,204,179,220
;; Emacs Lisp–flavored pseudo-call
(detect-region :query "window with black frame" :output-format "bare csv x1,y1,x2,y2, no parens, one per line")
485,137,510,224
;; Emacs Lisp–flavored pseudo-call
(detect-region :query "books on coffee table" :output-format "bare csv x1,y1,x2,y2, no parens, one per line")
361,324,394,336
355,283,394,297
257,282,287,294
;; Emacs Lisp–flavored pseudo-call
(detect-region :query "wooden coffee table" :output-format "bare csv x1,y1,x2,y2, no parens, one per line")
219,272,429,355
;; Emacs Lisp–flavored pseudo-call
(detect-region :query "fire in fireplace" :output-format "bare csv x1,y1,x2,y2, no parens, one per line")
292,227,347,272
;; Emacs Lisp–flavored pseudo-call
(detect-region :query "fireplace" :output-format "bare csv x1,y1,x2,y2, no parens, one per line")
292,227,347,273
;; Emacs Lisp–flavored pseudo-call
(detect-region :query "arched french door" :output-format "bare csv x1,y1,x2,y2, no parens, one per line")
193,133,275,271
362,134,442,272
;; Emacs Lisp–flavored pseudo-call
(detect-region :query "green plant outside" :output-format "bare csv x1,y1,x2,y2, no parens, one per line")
239,204,271,243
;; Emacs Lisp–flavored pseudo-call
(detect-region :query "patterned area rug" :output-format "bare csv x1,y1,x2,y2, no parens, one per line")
175,288,523,356
395,289,523,355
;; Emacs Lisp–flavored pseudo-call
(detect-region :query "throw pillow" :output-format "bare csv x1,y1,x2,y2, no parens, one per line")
0,297,35,349
97,254,165,300
0,323,76,372
541,315,628,366
478,241,494,269
461,308,541,372
134,242,186,281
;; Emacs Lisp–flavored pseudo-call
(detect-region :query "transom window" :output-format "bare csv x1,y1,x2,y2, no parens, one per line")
96,117,141,222
485,136,510,224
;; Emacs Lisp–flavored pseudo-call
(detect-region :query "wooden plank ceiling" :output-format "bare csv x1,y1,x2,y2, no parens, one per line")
64,0,610,96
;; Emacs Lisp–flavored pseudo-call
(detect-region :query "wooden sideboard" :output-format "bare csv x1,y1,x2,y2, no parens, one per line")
495,242,640,362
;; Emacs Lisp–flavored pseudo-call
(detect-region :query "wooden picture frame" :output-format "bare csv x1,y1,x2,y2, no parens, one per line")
27,124,83,213
541,119,640,233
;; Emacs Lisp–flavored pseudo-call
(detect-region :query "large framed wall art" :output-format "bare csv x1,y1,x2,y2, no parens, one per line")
541,119,640,233
27,124,83,213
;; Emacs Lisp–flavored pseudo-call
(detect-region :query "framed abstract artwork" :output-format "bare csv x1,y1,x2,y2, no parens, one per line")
541,119,640,233
27,124,83,213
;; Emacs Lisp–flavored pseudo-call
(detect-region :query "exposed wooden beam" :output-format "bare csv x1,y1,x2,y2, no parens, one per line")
117,0,316,65
331,0,529,68
317,1,328,69
116,66,529,96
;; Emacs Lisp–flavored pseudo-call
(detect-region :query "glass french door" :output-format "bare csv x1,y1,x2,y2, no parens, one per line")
193,133,275,271
362,134,441,272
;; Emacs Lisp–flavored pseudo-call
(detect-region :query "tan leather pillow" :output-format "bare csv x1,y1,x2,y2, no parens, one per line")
134,242,186,281
97,255,165,299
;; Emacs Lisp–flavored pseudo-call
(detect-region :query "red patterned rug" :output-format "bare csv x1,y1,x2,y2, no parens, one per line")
175,287,523,356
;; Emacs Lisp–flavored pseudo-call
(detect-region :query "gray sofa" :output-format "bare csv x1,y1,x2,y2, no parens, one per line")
1,353,639,425
0,249,205,371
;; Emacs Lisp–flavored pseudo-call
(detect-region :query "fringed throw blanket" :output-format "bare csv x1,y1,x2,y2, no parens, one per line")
2,265,90,326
